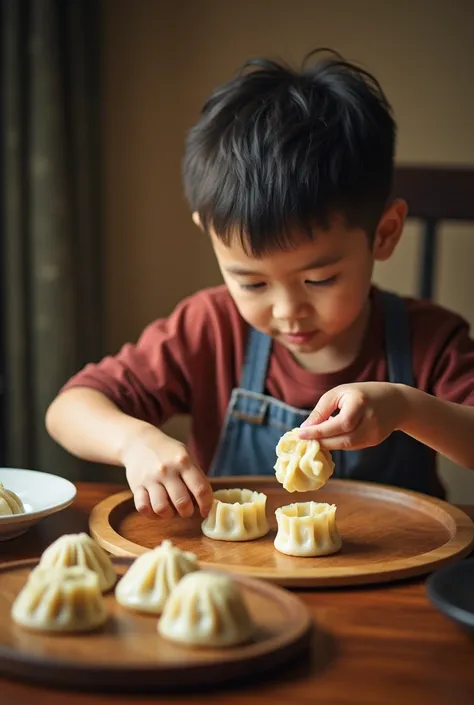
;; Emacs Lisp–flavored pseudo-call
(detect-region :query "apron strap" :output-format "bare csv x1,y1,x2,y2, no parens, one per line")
239,327,272,393
380,290,414,386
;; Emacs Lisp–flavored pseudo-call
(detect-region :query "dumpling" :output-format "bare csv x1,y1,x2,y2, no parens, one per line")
0,482,25,516
274,501,342,556
31,533,116,592
201,488,269,541
11,565,108,632
274,428,334,492
158,571,256,647
115,540,199,614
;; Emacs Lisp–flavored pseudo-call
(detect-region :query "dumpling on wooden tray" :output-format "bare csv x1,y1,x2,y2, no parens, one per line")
274,501,342,557
201,488,269,541
115,539,199,614
158,571,256,647
31,532,116,592
11,565,108,633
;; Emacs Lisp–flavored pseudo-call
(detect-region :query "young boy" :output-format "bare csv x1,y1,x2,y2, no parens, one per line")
46,50,474,520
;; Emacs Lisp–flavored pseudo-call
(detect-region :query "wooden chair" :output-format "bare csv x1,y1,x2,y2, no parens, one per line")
393,166,474,299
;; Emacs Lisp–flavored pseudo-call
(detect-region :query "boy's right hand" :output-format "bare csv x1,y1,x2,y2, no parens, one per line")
120,425,213,520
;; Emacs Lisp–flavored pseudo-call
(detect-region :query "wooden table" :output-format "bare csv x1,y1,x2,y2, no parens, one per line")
1,482,473,705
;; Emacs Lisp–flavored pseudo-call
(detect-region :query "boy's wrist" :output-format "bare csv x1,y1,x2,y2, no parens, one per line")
393,383,418,433
116,419,160,466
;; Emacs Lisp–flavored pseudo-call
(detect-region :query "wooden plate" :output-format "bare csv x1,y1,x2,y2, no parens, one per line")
0,557,312,692
90,477,474,587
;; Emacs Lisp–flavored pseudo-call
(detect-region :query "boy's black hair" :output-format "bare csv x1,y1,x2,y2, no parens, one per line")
182,49,396,255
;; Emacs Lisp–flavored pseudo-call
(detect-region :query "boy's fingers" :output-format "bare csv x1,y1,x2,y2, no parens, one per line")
182,466,213,517
318,434,356,451
300,393,364,440
147,483,175,519
318,425,369,451
300,388,340,428
164,476,194,518
133,486,154,517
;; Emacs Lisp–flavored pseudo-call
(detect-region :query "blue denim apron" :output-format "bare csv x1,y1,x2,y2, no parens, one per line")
210,291,444,498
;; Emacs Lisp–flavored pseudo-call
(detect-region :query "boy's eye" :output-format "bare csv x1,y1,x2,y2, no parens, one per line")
239,282,266,290
305,275,337,287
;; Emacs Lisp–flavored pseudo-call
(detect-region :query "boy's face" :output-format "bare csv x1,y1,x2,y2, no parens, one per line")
209,202,406,358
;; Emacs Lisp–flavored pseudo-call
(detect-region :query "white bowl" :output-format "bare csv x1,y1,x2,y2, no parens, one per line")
0,468,77,540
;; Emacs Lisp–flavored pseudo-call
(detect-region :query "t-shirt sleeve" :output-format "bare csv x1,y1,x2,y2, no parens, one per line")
412,302,474,406
60,294,215,426
431,319,474,405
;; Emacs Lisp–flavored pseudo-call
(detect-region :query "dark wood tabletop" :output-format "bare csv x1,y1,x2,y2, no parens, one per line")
1,482,473,705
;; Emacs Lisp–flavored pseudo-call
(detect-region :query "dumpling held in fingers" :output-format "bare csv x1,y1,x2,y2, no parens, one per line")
274,429,334,492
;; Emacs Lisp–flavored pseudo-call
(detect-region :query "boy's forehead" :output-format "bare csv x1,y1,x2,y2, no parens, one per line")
210,225,362,273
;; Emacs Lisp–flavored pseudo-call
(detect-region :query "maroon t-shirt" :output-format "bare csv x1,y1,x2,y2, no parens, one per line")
62,286,474,473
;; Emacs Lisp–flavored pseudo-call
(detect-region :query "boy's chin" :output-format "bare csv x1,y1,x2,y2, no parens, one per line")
281,340,320,354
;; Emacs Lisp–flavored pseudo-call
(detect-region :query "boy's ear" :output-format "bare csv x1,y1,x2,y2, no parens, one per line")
192,211,202,229
372,199,408,261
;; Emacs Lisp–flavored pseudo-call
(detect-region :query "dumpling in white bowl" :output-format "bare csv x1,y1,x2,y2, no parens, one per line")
0,482,25,516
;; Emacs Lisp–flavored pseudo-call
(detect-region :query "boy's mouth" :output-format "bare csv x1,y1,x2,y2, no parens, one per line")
279,330,316,345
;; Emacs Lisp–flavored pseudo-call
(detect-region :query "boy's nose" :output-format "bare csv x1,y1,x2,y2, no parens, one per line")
272,295,308,321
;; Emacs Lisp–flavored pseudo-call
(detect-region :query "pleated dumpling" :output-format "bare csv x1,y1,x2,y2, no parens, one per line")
0,482,25,516
32,533,116,592
115,540,199,614
11,565,108,632
201,489,269,541
274,501,342,557
158,571,256,647
274,429,334,492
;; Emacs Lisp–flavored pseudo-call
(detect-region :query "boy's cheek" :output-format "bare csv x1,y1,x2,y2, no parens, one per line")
317,294,365,334
232,298,270,331
238,303,267,328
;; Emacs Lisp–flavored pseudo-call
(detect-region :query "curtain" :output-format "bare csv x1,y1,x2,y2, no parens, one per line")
1,0,103,479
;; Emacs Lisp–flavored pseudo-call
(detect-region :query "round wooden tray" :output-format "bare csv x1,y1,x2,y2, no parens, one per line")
0,557,312,692
89,477,474,587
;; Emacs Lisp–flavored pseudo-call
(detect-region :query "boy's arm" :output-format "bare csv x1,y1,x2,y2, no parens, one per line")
396,385,474,470
46,386,212,518
301,307,474,469
45,387,155,465
47,294,210,464
299,382,474,471
45,295,220,517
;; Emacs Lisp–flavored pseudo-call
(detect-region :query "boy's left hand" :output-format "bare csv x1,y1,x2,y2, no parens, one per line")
299,382,407,450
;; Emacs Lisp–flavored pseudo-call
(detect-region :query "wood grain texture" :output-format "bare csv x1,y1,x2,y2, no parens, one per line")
1,482,474,705
89,477,474,587
0,557,312,692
